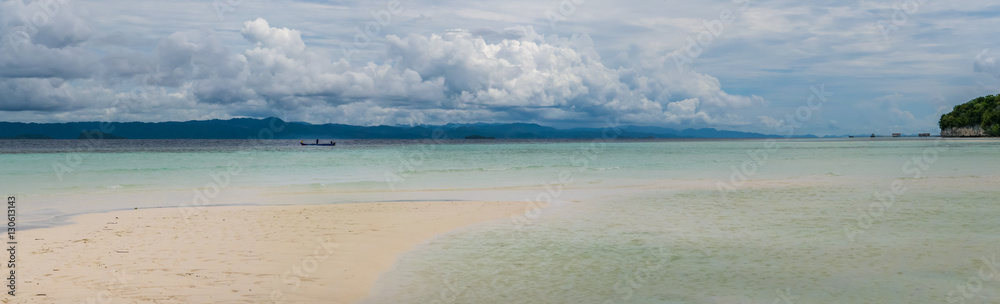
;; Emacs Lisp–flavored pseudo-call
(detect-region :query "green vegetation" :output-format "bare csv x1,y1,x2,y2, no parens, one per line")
939,94,1000,136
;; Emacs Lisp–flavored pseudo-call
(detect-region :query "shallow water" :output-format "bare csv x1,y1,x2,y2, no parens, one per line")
360,138,1000,303
2,138,1000,302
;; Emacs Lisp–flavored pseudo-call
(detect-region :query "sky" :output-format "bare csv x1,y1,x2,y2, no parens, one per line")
1,0,1000,136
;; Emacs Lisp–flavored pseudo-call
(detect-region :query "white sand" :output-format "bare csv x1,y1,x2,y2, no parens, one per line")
3,201,529,303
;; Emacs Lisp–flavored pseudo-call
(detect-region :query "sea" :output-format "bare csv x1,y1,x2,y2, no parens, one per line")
2,137,999,303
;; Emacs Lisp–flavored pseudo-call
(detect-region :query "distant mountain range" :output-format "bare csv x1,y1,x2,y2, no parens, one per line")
0,117,813,139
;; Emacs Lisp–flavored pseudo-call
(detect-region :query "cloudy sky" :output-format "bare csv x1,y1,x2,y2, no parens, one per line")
1,0,999,135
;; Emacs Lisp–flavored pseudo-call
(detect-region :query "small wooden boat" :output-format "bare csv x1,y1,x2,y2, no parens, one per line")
301,141,336,146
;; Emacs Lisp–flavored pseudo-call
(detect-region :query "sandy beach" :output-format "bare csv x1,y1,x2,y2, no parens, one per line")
3,201,529,304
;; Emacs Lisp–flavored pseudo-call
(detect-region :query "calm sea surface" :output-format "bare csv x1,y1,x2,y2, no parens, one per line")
2,138,999,303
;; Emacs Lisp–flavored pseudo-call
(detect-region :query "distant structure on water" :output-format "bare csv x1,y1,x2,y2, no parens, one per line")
892,133,901,137
918,133,931,137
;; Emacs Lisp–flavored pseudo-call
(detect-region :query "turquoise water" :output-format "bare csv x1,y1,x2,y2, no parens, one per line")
3,138,1000,302
359,138,1000,303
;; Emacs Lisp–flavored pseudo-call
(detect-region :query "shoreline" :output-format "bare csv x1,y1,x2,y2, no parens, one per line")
17,198,506,232
5,200,530,303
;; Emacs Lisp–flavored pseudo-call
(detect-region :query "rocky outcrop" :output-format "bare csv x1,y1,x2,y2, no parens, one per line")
941,125,987,137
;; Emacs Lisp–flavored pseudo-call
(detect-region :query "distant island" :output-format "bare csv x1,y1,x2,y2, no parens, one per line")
0,132,127,139
464,135,496,139
0,134,53,139
939,94,1000,137
0,118,815,140
78,131,128,139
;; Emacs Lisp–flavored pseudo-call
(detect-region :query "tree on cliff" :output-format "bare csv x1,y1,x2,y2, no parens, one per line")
939,94,1000,136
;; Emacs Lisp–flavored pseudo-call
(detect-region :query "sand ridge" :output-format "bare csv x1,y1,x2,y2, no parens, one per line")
3,201,529,304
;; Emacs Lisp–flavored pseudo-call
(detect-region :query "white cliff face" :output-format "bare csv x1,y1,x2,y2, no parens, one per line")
941,125,987,137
